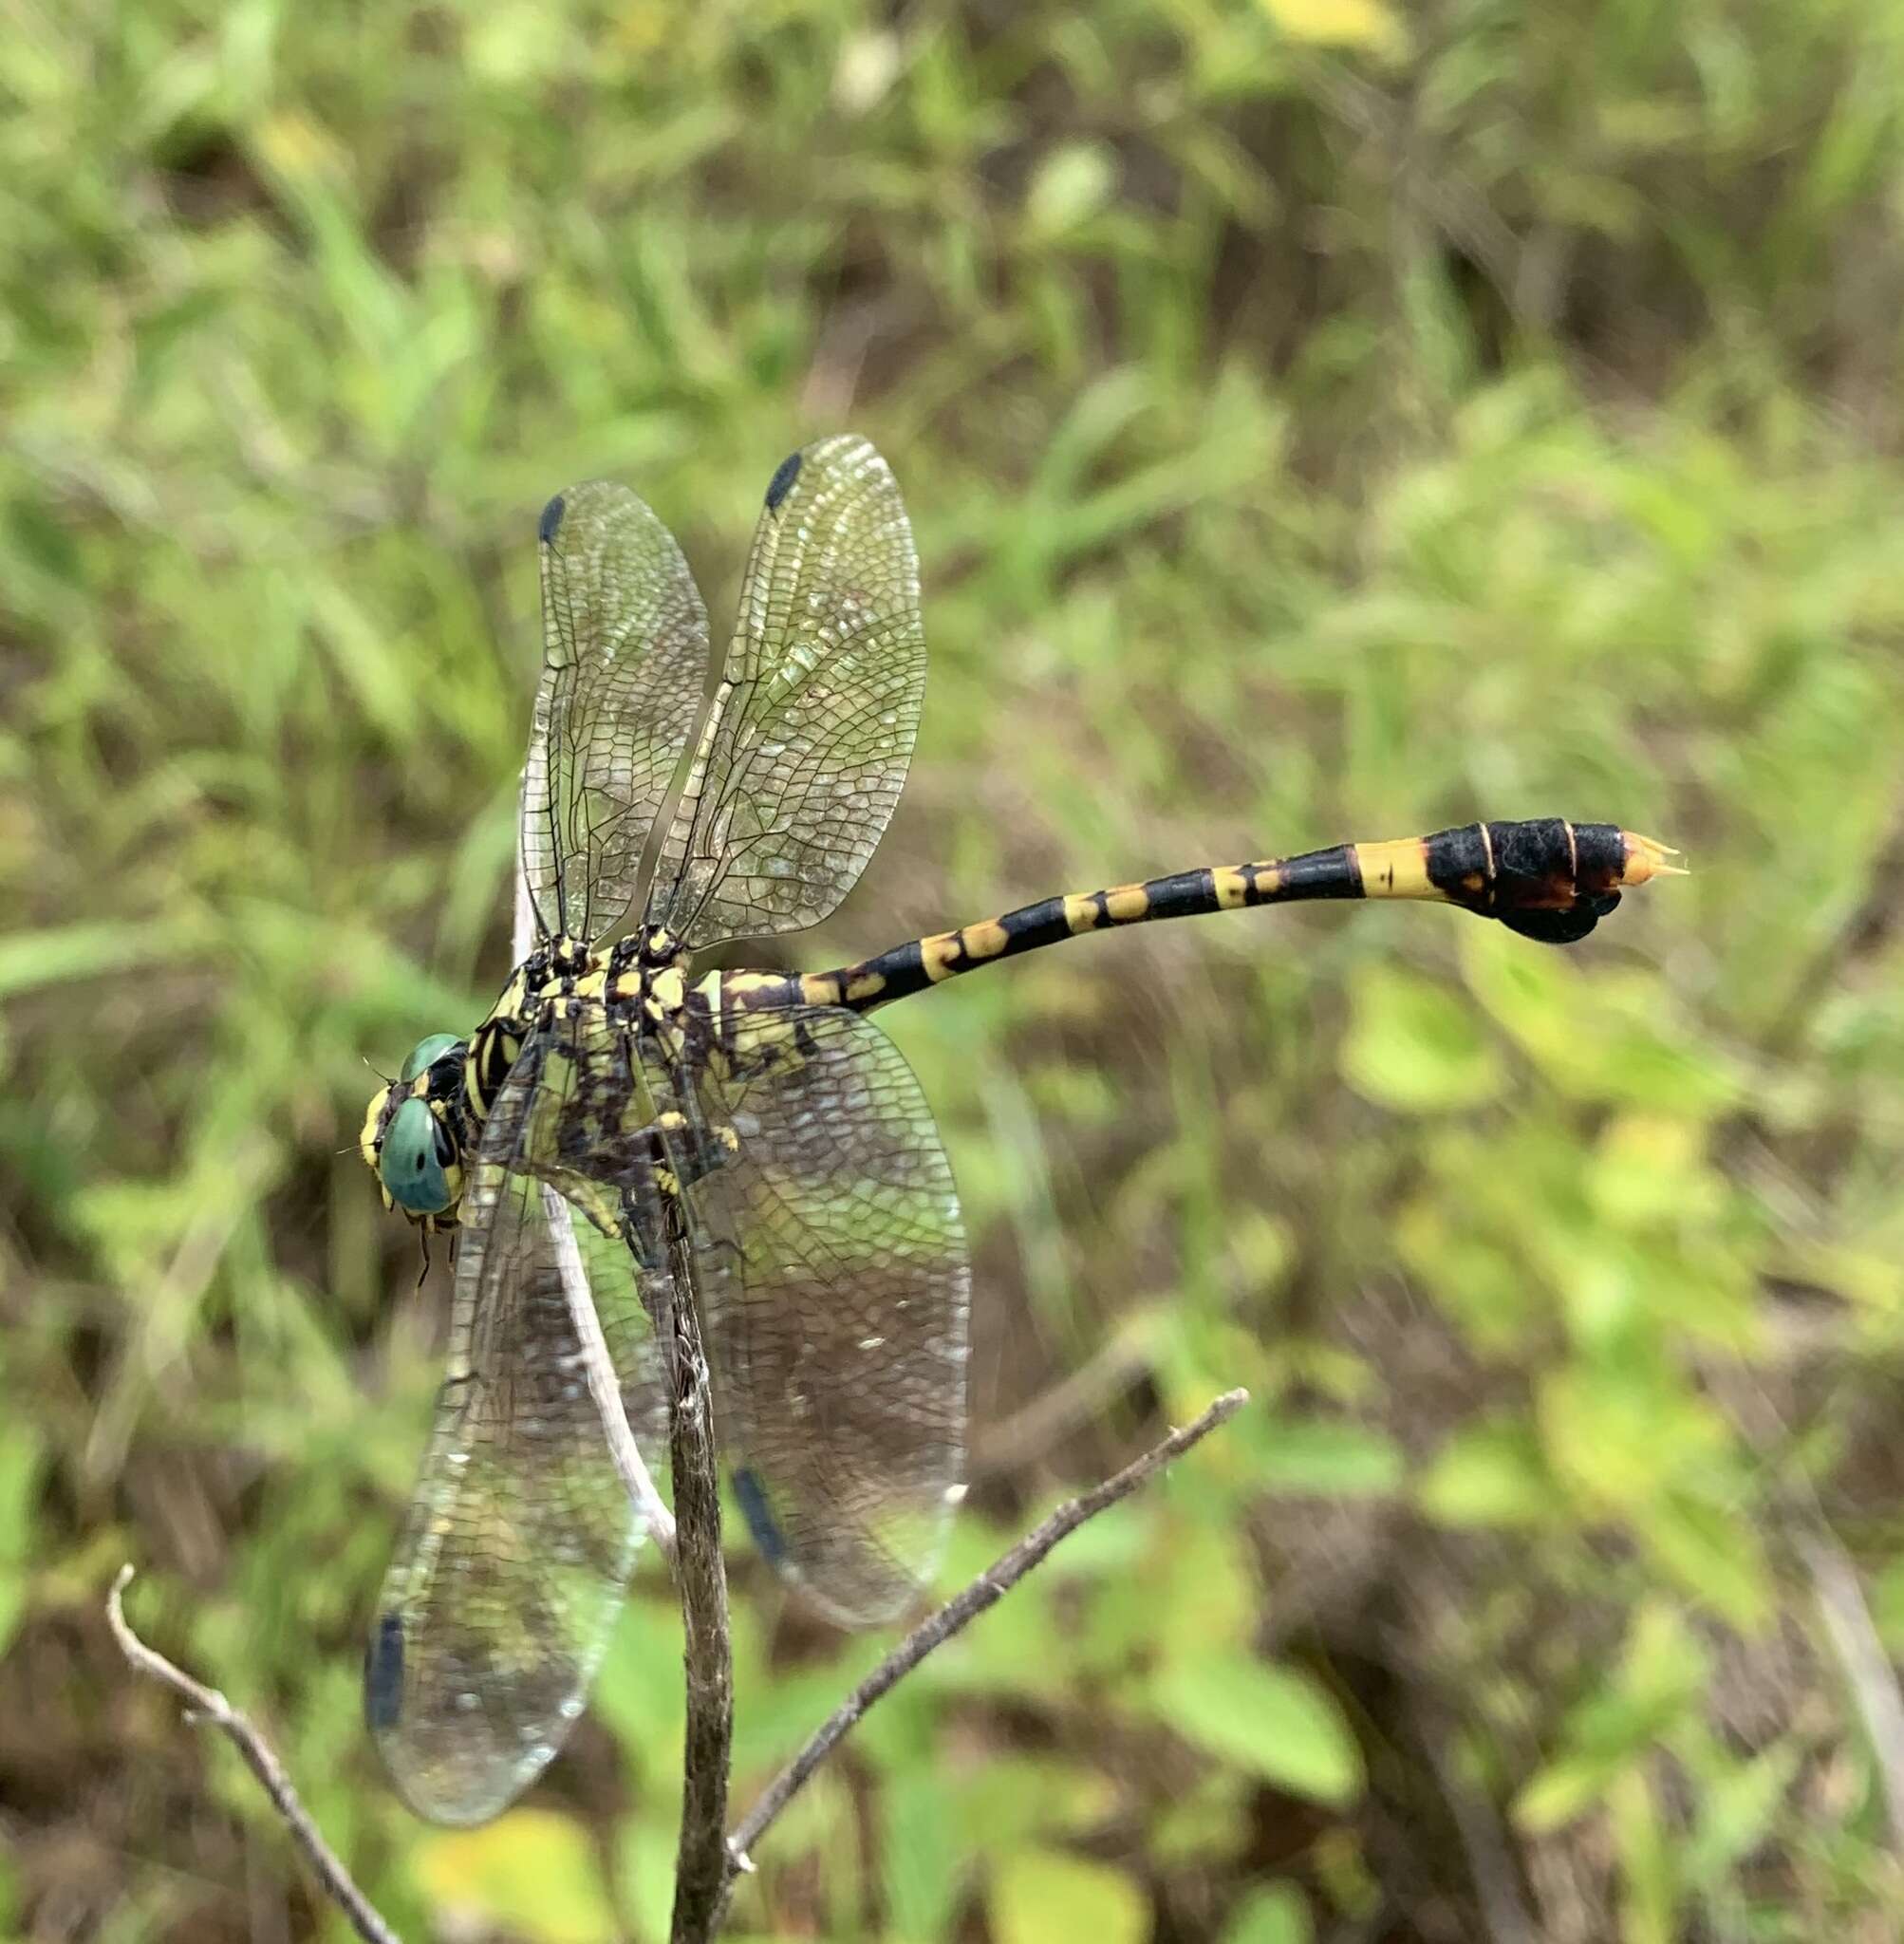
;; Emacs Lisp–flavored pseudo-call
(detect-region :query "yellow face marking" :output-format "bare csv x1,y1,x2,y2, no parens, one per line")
1103,884,1149,922
1063,894,1101,934
1211,868,1250,910
1354,838,1439,902
359,1086,391,1169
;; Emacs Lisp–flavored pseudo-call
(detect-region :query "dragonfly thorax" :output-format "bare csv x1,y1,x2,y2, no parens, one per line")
365,933,700,1236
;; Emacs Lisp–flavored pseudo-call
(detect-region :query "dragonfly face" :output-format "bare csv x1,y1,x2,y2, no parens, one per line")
361,1033,471,1226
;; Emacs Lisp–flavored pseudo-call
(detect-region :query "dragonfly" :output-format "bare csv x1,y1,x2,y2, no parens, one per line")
359,435,1676,1825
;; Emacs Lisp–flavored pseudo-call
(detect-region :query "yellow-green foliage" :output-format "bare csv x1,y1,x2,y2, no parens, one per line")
8,2,1904,1939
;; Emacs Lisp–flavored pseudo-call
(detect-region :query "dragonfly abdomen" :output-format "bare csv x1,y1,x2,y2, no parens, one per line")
794,819,1676,1012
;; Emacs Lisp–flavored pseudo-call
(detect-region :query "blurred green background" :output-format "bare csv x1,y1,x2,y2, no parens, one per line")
8,0,1904,1939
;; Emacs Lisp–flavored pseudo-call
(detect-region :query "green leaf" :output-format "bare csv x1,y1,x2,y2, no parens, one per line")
0,1424,46,1657
1149,1771,1250,1864
1517,1748,1630,1836
1609,1767,1677,1944
614,1817,675,1944
0,922,184,1000
1419,1416,1556,1528
1257,0,1406,54
1341,964,1503,1112
992,1849,1148,1944
1637,1487,1771,1631
1222,1882,1316,1944
411,1809,615,1944
1155,1656,1365,1807
1025,143,1116,237
1258,1418,1404,1497
885,1766,970,1942
1517,1604,1709,1834
1460,931,1742,1114
1685,1741,1800,1888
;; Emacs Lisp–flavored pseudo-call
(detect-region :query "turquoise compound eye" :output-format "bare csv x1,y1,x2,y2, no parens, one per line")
379,1095,451,1214
399,1032,463,1084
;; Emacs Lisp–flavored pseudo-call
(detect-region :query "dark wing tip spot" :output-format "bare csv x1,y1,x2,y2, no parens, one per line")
538,494,567,545
364,1612,405,1730
764,451,803,513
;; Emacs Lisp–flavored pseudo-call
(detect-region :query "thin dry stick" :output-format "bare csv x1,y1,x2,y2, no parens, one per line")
666,1283,736,1944
106,1566,402,1944
721,1387,1250,1899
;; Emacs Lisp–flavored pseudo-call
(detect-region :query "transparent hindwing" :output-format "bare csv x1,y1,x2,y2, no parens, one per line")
673,1000,969,1624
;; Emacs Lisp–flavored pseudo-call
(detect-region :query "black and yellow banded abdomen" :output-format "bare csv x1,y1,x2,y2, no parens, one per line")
787,820,1677,1012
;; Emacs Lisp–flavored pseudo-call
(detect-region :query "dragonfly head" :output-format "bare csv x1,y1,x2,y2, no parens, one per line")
361,1034,469,1227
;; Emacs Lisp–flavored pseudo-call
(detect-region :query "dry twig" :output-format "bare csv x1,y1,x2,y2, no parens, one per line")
105,1565,402,1944
107,1383,1249,1943
718,1388,1252,1918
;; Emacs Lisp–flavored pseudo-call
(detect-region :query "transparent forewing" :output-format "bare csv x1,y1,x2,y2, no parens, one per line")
522,482,711,945
649,437,924,951
366,1011,671,1825
679,1001,969,1624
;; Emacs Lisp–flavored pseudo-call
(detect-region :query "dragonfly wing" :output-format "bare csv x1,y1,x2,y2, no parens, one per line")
680,1002,969,1624
367,1011,671,1825
523,482,711,946
649,437,924,951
